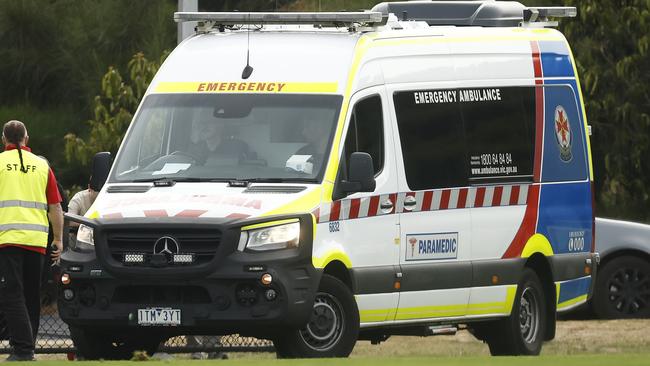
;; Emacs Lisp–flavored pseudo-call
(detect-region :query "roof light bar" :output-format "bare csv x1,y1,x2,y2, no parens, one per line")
524,7,577,22
174,11,386,26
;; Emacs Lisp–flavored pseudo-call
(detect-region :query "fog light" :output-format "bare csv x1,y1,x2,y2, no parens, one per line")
123,253,145,264
265,289,277,301
172,253,195,264
61,273,71,285
63,289,75,301
261,273,273,285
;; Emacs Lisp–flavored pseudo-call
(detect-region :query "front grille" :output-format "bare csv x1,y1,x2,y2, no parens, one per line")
112,285,211,304
106,228,221,266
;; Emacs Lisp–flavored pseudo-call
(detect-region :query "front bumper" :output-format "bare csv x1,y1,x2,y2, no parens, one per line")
57,214,319,337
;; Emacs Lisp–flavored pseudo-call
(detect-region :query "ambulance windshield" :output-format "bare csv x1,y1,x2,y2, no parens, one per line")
110,93,342,183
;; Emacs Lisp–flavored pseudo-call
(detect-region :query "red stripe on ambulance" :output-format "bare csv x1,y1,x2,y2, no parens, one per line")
509,185,521,206
349,198,361,219
457,188,468,209
475,187,486,207
175,209,208,218
329,201,341,221
144,210,168,217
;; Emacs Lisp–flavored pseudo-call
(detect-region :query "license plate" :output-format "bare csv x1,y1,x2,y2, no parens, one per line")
137,308,181,326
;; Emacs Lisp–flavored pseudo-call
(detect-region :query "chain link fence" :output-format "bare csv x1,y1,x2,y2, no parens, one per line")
1,303,274,355
1,259,274,355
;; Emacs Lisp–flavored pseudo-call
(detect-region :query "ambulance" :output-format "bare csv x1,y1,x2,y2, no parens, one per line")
58,1,599,359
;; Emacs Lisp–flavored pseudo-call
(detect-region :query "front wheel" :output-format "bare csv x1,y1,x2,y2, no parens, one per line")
484,268,547,356
273,274,359,358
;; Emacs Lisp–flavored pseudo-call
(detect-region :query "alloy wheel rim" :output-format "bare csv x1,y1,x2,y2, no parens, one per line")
607,267,650,315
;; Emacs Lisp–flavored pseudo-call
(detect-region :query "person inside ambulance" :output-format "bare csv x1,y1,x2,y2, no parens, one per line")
188,115,252,166
286,119,331,175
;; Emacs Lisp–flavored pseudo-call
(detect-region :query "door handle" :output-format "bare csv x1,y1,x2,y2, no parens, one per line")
403,195,417,211
380,199,394,213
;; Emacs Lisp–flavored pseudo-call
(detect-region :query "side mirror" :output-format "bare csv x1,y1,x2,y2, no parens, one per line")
339,152,376,195
89,152,111,191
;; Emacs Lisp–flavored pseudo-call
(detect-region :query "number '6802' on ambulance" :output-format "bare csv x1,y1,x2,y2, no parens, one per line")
58,1,599,359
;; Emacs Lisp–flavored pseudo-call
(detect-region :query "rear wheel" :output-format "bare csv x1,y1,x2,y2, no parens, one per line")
70,326,162,360
484,268,547,356
273,274,359,358
592,256,650,319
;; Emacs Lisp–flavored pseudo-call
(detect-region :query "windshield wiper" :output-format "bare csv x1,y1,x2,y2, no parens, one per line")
132,177,234,186
227,178,317,187
131,177,317,186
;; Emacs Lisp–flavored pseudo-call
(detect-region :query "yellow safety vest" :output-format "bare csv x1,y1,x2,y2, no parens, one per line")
0,149,50,249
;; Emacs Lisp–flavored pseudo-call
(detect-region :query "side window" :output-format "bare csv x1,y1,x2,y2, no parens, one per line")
343,95,384,176
462,87,536,184
541,84,588,182
394,89,467,190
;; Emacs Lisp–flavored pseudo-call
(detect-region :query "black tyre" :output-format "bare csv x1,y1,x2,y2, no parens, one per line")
485,268,547,356
273,274,359,358
70,326,162,360
592,256,650,319
0,312,8,340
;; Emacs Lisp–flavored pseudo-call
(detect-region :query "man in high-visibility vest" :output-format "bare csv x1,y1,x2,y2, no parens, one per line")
0,120,63,361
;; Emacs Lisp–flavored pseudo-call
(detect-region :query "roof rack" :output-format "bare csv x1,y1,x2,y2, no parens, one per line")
174,11,388,31
371,1,576,28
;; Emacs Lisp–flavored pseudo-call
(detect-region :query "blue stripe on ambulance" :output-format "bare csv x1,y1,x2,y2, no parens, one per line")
558,276,592,304
536,183,593,254
538,40,574,78
535,41,593,256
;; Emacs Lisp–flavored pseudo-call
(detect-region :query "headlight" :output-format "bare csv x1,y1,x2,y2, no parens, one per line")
239,221,300,252
76,224,95,246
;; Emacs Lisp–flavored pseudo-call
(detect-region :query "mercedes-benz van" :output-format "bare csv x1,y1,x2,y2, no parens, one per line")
59,1,598,359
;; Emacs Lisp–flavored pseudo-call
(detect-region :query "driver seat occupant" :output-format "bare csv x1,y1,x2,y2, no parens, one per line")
188,118,251,165
292,119,331,174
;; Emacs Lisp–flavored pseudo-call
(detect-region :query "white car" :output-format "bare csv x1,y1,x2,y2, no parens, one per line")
592,218,650,318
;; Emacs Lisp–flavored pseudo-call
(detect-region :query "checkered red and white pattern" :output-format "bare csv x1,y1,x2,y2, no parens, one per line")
314,184,530,223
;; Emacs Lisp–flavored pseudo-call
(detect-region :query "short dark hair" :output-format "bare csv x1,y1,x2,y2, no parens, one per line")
3,120,27,145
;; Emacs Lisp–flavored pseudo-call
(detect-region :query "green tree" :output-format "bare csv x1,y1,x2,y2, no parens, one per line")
0,0,175,108
285,0,650,222
64,52,168,166
557,0,650,221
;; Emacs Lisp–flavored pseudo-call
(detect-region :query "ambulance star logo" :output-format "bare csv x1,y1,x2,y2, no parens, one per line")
554,105,572,162
556,110,569,143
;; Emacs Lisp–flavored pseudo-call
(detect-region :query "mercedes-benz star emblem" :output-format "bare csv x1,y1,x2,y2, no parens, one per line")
153,236,180,256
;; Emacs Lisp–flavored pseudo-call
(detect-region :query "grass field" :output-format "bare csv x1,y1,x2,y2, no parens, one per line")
21,319,650,364
24,354,650,366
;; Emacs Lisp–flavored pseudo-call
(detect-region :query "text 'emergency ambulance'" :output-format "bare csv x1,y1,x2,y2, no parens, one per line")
414,88,502,105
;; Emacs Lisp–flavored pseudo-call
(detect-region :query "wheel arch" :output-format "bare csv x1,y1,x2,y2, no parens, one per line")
524,253,556,341
599,249,650,269
323,260,354,293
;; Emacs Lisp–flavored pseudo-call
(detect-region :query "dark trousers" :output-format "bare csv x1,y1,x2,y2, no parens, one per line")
0,246,43,355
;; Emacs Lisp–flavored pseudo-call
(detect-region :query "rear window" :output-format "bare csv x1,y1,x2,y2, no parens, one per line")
463,87,535,184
